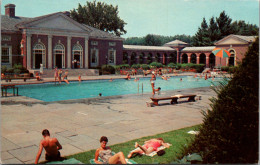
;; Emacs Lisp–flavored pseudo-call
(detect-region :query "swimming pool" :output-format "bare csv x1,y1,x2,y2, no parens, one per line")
14,76,224,102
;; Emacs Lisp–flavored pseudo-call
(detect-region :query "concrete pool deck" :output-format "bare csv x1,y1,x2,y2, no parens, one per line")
1,73,218,164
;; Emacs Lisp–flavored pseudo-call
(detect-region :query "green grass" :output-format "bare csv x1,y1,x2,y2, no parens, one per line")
66,125,200,164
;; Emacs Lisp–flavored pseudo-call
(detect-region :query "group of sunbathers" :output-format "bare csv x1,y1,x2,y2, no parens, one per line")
35,129,169,164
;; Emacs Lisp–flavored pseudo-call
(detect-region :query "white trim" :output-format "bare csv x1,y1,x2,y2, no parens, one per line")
72,43,83,68
1,46,12,66
32,42,46,69
53,43,65,68
90,48,99,67
108,48,116,65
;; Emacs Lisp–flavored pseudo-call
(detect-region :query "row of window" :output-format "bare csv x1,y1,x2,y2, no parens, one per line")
91,41,116,46
1,43,116,68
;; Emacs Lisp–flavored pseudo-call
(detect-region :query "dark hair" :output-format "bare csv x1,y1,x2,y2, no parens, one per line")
100,136,108,143
157,137,164,142
158,87,161,90
42,129,50,136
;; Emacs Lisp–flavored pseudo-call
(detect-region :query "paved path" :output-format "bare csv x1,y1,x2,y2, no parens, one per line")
1,73,217,164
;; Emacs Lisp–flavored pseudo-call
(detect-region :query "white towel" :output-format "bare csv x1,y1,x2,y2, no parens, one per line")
187,130,199,135
171,94,183,98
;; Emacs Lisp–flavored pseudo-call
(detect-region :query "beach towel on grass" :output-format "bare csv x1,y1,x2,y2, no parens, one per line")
89,158,137,164
130,143,172,157
89,151,137,164
46,158,83,164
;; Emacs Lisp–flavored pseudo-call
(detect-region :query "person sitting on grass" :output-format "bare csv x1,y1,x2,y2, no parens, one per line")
94,136,127,164
35,129,63,164
127,138,170,158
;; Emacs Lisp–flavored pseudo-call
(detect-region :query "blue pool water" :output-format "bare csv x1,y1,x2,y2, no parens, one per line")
13,76,224,102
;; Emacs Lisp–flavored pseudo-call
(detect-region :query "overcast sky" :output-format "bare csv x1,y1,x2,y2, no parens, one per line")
1,0,259,38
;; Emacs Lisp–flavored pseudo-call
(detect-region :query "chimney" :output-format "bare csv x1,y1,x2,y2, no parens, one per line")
5,4,16,17
62,11,70,17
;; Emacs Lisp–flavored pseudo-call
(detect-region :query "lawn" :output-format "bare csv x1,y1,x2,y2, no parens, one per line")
66,125,200,164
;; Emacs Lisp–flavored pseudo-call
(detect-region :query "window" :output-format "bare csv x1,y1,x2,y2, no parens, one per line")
109,42,116,46
2,35,11,41
91,41,98,45
72,44,83,68
1,47,11,63
54,44,65,68
108,49,116,65
91,48,99,67
33,43,46,69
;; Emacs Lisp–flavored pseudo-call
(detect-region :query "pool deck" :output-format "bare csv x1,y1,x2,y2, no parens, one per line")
1,72,218,164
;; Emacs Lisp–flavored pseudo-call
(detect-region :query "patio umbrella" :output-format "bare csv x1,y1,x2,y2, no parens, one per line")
212,48,231,67
212,48,231,58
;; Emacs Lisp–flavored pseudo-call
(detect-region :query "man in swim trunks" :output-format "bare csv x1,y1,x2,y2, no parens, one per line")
128,138,170,158
35,129,63,164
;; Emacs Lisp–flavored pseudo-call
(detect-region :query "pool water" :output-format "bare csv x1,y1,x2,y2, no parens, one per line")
13,76,224,102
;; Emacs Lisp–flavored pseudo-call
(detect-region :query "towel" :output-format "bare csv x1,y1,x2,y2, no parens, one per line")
89,158,137,164
46,158,83,164
187,130,199,135
129,143,172,157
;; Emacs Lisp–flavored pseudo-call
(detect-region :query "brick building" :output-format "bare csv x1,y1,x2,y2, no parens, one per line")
1,4,256,73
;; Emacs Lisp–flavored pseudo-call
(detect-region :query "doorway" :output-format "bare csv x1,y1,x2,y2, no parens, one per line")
56,54,62,68
35,54,42,69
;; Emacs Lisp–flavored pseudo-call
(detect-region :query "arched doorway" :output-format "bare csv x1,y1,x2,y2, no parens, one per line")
139,53,145,64
209,53,215,68
123,52,128,64
54,44,65,68
169,52,177,63
147,53,152,64
191,53,197,64
182,54,188,63
72,44,83,68
33,43,46,69
228,49,235,66
155,53,160,62
130,52,136,65
199,53,206,65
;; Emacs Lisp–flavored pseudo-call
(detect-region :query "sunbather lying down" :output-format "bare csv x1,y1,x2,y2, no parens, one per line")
127,138,170,158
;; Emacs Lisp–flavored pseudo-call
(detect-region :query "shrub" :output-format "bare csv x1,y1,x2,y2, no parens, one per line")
131,64,140,69
140,64,150,70
6,68,14,73
175,63,182,70
14,69,21,75
228,66,238,74
120,64,130,69
101,65,115,74
183,37,259,163
1,66,7,73
167,63,176,68
194,64,205,73
13,64,23,70
149,62,163,68
221,66,229,72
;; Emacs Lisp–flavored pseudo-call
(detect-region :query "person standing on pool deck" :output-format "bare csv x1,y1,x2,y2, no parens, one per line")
63,70,69,84
35,129,63,164
58,69,62,84
54,67,58,82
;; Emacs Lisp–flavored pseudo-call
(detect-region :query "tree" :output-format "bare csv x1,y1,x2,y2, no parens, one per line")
70,0,127,36
231,20,259,36
144,34,162,46
183,37,259,163
216,11,233,37
208,17,221,44
193,18,211,46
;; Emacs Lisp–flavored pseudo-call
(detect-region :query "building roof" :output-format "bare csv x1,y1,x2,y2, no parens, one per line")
215,34,257,45
164,39,188,46
182,46,216,52
123,45,176,51
1,12,123,40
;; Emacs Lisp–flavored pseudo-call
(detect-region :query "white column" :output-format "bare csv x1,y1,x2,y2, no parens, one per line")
48,35,53,69
67,36,72,69
85,36,89,68
26,34,32,69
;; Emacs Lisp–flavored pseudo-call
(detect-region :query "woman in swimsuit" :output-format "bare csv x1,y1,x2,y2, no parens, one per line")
127,138,170,158
94,136,127,164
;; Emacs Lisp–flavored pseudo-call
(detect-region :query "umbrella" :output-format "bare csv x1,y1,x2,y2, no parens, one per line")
212,48,231,58
212,48,231,67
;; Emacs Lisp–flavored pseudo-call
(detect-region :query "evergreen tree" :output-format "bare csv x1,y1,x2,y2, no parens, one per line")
144,34,162,46
184,37,259,163
216,11,233,37
231,20,259,36
208,17,221,44
193,18,211,46
70,0,127,36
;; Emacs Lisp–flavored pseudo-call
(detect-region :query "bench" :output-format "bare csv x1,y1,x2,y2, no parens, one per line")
150,94,196,106
2,77,34,82
1,84,19,97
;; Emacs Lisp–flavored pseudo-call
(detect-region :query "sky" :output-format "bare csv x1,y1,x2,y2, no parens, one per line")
1,0,259,38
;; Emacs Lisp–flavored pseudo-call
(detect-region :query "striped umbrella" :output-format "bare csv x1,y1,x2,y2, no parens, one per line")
212,48,231,58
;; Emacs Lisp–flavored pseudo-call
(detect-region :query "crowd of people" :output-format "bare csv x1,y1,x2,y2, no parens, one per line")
35,129,169,164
